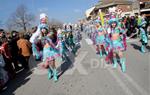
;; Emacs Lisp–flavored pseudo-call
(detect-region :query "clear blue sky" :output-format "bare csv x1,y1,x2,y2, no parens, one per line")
0,0,98,27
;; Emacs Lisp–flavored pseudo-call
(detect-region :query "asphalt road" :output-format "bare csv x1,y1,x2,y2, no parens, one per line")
1,33,150,95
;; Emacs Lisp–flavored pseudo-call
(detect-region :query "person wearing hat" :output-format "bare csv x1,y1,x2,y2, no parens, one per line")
66,31,76,55
107,15,126,73
118,18,127,51
95,19,107,57
56,29,68,61
30,13,49,61
138,14,148,53
74,24,81,45
40,26,60,82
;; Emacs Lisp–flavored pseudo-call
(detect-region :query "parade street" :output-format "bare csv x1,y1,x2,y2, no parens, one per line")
1,33,150,95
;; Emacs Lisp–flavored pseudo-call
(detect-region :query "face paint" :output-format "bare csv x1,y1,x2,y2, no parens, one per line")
112,22,117,28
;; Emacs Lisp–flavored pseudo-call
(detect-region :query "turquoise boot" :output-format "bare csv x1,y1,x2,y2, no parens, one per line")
105,51,108,55
120,58,126,73
53,69,58,82
113,58,118,68
48,68,52,80
32,44,40,60
100,50,103,57
141,45,146,53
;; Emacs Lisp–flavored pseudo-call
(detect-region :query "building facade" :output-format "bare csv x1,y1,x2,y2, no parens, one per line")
86,0,133,20
85,0,150,20
139,0,150,17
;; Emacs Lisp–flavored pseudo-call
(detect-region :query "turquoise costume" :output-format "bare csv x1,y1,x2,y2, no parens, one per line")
108,16,126,72
42,36,59,82
56,34,68,60
138,18,148,53
95,28,106,45
140,27,148,44
109,27,125,52
42,37,60,63
94,19,108,57
68,33,75,48
30,23,49,61
110,28,126,72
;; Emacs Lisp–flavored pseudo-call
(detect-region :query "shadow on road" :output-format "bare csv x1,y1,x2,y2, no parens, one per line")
0,69,32,95
57,43,81,79
0,43,82,94
130,43,141,51
0,55,42,95
146,45,150,51
29,55,43,70
130,43,150,52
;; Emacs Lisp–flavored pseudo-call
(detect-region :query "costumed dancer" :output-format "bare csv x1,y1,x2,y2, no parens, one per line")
67,27,75,52
104,19,114,64
107,15,126,72
30,13,48,60
56,29,68,61
63,24,69,48
92,20,99,54
138,15,148,53
74,24,81,45
95,19,107,57
90,21,95,39
118,18,127,51
41,27,60,82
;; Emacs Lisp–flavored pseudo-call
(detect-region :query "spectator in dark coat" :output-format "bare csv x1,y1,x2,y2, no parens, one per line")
9,31,22,71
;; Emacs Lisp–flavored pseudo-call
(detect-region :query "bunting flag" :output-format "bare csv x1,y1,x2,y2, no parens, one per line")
99,9,104,26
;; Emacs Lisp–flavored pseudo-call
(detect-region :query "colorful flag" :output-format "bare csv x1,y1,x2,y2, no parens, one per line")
99,10,104,26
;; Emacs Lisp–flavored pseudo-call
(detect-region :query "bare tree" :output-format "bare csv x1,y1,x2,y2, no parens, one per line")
6,4,35,32
49,18,63,29
5,18,14,32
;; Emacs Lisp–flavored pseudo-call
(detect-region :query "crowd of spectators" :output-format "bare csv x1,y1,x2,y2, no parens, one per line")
0,29,32,91
0,25,64,91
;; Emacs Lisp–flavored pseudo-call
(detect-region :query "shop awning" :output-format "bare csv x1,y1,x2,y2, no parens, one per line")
85,7,95,18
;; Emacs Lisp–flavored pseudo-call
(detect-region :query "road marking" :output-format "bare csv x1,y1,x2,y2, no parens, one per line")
87,36,149,95
64,51,88,75
85,38,93,45
108,68,134,95
87,38,134,95
120,72,149,95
